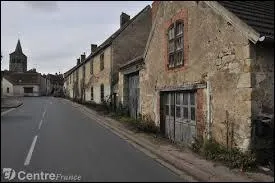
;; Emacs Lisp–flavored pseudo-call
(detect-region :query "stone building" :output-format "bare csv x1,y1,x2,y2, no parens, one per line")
132,1,274,152
64,5,152,107
2,72,42,96
1,40,61,97
9,40,27,72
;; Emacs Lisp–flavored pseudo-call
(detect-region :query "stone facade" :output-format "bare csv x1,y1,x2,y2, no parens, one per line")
64,5,152,105
139,1,273,151
83,46,112,103
2,77,14,96
250,42,274,118
9,40,27,73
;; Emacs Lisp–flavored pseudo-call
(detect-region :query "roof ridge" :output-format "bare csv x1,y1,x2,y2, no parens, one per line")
65,5,151,76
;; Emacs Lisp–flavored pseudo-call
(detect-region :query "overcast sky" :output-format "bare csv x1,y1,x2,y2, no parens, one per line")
1,1,151,75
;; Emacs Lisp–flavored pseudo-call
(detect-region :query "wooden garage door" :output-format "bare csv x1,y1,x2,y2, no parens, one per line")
128,73,139,119
162,91,196,144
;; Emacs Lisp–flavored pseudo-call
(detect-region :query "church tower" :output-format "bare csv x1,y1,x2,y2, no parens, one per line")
9,39,27,72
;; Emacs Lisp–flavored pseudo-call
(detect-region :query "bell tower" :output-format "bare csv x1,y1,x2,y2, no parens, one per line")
9,39,27,72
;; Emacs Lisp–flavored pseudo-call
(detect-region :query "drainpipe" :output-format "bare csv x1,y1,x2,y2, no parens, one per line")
206,80,211,140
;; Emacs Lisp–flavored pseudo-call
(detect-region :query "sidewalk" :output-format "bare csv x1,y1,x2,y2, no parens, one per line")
1,96,23,110
68,99,274,182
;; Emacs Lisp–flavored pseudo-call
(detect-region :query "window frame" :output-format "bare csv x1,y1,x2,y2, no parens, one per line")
167,21,184,69
91,86,94,101
100,84,104,102
7,87,9,93
90,60,93,75
100,53,104,71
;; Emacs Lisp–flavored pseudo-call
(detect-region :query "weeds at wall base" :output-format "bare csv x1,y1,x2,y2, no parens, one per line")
191,138,257,171
68,97,258,172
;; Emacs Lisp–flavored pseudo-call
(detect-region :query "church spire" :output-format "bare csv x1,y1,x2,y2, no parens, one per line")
15,39,23,53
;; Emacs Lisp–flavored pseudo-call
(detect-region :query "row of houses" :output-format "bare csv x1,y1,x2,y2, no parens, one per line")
64,1,274,152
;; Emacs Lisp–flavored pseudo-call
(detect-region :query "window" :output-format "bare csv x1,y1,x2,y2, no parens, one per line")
24,87,33,93
100,84,104,102
91,86,93,100
83,65,85,79
7,87,9,93
167,21,184,69
90,60,93,74
100,53,104,71
70,75,71,84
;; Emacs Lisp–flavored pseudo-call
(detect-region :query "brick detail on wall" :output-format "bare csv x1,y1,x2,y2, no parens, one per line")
152,1,160,24
196,88,205,139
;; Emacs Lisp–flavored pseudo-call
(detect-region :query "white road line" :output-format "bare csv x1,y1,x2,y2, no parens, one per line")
1,108,16,116
24,135,38,166
38,119,43,130
42,110,46,118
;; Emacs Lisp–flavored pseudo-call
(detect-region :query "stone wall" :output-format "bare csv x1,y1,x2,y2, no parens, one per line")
250,42,274,118
83,46,112,103
112,6,152,88
9,54,27,72
2,78,14,96
140,1,253,150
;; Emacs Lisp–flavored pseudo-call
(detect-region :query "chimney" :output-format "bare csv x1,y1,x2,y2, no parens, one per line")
152,1,160,23
81,53,86,62
120,12,130,27
77,58,80,65
91,44,97,54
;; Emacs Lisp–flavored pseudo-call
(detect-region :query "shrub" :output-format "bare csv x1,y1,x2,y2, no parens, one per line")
191,138,257,171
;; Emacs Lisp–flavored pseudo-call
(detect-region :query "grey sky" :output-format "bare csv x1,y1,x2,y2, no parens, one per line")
1,1,152,75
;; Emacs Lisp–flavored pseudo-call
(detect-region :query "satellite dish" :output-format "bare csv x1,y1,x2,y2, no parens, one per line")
258,36,265,42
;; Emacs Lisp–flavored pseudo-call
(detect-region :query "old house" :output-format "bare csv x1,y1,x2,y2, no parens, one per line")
135,1,273,152
2,72,42,96
64,5,152,107
1,40,59,97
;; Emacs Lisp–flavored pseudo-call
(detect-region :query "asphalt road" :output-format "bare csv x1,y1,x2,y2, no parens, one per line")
1,97,184,182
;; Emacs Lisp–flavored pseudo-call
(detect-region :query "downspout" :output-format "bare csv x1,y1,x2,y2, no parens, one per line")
206,80,211,140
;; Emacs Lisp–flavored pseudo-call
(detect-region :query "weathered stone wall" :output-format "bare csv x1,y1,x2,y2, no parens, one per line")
112,6,152,88
2,78,14,96
9,54,27,72
250,42,274,118
140,1,253,150
84,46,112,103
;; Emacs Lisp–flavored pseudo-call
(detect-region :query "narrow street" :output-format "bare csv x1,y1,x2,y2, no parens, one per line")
1,97,184,182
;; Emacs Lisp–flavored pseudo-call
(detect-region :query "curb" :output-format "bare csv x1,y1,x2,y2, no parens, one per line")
1,102,23,109
64,99,263,182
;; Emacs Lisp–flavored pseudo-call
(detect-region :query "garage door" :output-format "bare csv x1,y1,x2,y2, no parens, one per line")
161,91,196,144
128,72,139,119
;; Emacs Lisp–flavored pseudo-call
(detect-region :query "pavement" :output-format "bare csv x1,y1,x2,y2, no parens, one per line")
66,98,274,182
1,97,186,182
1,96,23,112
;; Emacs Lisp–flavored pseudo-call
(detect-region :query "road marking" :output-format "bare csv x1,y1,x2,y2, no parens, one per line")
1,108,16,116
38,119,43,130
42,110,46,118
24,135,38,166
